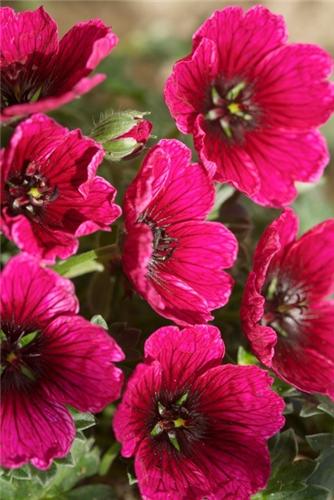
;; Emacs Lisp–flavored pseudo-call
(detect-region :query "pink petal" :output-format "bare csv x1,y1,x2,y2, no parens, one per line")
0,75,105,122
281,218,334,302
125,139,215,225
241,209,299,365
6,214,79,263
73,176,122,237
113,362,162,457
1,113,68,180
194,115,260,193
41,316,124,412
135,439,210,499
0,388,75,470
148,141,215,223
0,7,57,63
144,325,224,390
0,253,78,327
164,37,219,133
244,128,329,207
150,271,213,326
192,6,287,78
47,19,118,95
190,365,285,496
273,303,334,398
255,44,334,129
42,127,104,197
167,220,237,309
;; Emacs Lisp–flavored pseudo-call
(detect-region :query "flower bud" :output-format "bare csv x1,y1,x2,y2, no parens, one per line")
91,110,152,161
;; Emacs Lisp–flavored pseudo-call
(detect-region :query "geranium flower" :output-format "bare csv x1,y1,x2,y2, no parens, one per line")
0,6,118,122
113,324,285,499
0,113,121,263
0,253,124,470
241,209,334,398
165,5,334,207
122,139,238,325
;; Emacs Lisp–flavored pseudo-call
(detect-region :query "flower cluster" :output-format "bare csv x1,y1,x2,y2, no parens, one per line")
1,4,334,500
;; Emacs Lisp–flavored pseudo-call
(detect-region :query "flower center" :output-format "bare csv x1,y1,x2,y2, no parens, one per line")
1,61,43,110
138,214,178,275
206,78,259,143
150,391,206,454
1,325,42,391
4,161,58,220
263,276,308,338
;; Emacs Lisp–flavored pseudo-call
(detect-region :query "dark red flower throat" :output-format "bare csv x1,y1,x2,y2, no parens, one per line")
4,161,58,220
206,78,259,144
149,389,207,454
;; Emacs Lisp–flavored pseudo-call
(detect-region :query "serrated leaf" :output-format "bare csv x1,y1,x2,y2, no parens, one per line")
307,447,334,493
69,409,96,431
307,433,334,452
317,396,334,418
90,314,109,330
9,466,31,480
270,429,297,474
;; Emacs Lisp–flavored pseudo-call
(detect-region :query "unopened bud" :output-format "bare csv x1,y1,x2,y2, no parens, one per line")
91,110,152,161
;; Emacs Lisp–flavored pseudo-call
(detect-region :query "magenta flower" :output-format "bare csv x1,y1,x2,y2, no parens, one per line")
0,113,121,263
165,6,334,207
113,324,285,499
0,253,124,470
241,209,334,398
0,6,118,122
122,139,238,325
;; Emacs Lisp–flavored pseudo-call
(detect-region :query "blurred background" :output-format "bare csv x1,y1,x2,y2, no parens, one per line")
2,2,334,499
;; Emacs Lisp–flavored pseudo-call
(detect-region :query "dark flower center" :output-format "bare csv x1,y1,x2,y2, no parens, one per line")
138,214,178,276
4,161,58,221
1,323,43,393
263,275,308,338
1,61,45,111
149,391,207,454
205,78,259,144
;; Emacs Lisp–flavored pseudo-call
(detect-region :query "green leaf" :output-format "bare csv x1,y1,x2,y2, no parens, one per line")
52,245,119,279
307,433,334,453
259,429,317,497
66,484,117,499
9,466,31,481
307,447,334,493
317,396,334,418
69,409,96,431
270,429,297,473
99,442,120,476
237,346,258,366
127,471,138,486
90,315,109,330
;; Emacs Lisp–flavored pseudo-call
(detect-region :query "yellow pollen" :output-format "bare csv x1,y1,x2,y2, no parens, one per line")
227,102,241,114
6,352,17,363
173,418,186,428
28,187,43,199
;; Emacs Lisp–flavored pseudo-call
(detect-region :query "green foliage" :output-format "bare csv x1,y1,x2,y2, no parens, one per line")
0,434,102,500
